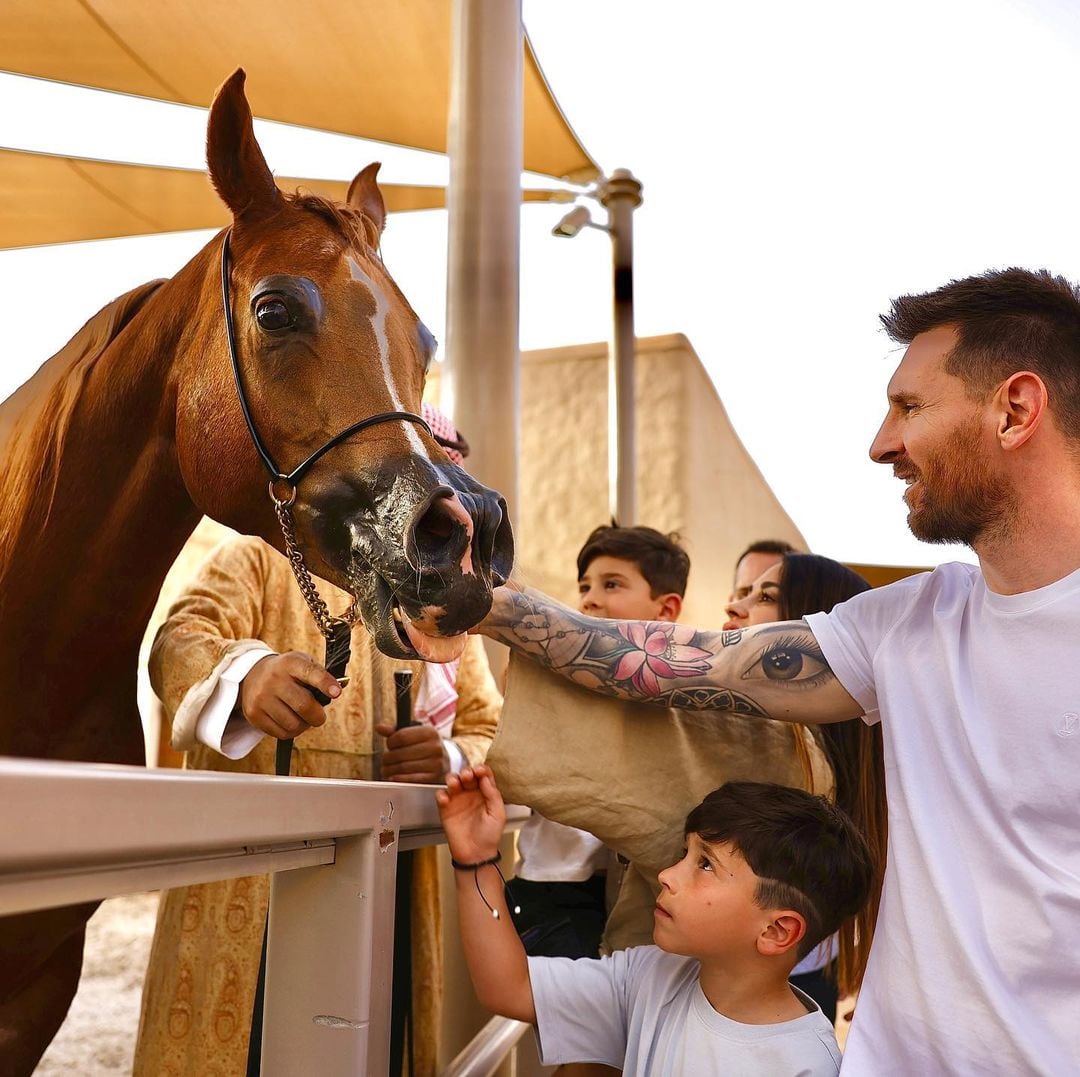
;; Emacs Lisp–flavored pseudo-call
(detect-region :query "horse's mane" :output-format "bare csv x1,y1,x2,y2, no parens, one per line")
0,280,165,582
288,191,382,253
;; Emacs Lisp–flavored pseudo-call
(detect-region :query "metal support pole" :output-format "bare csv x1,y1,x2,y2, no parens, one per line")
444,0,523,525
598,169,643,526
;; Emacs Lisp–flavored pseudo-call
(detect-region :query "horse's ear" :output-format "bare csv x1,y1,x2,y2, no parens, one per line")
206,68,281,220
346,163,387,236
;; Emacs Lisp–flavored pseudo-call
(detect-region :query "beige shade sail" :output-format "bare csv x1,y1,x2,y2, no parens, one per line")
0,0,600,184
0,147,571,249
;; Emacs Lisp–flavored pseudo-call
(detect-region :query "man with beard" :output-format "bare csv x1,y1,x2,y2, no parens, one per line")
477,268,1080,1074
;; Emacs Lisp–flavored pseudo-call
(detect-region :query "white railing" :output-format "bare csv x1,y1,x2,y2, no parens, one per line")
0,757,527,1076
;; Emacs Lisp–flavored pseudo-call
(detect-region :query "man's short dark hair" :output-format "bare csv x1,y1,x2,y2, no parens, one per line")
881,268,1080,439
577,524,690,598
685,781,873,959
734,539,798,568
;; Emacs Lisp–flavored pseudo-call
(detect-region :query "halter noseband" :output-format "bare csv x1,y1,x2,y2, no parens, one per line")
220,229,432,493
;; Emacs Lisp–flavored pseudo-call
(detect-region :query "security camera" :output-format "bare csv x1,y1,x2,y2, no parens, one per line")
552,205,593,238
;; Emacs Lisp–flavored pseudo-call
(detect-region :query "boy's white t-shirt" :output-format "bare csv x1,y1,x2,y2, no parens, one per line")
528,945,841,1076
806,562,1080,1075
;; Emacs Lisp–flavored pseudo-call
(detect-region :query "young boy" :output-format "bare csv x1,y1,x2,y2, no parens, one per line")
509,525,690,960
437,766,872,1076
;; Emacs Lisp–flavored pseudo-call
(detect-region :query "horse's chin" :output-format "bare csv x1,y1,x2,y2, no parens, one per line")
399,612,468,663
363,576,469,663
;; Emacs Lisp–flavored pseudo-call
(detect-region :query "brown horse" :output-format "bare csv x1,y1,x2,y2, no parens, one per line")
0,69,513,1071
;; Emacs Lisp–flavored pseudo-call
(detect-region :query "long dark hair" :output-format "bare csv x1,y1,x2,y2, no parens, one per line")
777,553,887,995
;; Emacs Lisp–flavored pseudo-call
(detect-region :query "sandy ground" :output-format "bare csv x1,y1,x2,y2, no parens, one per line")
35,892,159,1075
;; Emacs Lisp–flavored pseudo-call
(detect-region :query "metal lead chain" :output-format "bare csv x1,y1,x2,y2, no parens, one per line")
271,487,359,638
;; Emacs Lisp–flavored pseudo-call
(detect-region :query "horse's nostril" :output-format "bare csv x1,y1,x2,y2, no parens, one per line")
408,492,473,568
416,499,457,543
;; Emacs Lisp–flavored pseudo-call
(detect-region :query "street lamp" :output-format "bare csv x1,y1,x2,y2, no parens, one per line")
553,168,643,525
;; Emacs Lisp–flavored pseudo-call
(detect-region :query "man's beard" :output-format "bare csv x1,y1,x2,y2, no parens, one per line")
897,415,1014,547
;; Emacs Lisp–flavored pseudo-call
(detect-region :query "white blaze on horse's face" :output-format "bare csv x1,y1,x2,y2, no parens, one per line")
346,254,433,463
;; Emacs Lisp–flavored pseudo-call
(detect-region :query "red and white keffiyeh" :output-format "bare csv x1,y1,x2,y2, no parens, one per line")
421,402,469,466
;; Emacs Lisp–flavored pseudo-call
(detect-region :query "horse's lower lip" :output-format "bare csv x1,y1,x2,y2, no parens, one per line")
364,577,420,660
364,576,470,662
395,603,468,663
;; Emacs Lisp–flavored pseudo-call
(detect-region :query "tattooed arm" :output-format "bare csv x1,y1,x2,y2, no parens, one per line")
480,586,861,724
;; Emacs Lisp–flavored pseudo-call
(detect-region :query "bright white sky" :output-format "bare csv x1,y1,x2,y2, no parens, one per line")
2,0,1079,568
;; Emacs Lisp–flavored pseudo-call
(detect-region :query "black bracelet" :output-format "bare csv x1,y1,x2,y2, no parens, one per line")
450,852,501,871
449,851,520,919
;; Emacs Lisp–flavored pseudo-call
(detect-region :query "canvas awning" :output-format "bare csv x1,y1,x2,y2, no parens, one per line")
0,0,600,184
0,147,572,249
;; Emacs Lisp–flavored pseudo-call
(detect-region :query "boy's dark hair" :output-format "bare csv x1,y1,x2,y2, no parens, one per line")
734,538,797,568
881,268,1080,440
685,781,873,960
577,524,690,598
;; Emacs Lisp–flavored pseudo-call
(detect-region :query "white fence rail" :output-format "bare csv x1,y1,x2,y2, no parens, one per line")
0,757,525,1076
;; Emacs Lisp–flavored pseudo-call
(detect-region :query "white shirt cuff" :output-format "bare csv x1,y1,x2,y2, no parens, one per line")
195,647,276,759
443,738,468,774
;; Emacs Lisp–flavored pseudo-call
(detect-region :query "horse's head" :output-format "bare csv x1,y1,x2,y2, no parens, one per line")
175,70,513,660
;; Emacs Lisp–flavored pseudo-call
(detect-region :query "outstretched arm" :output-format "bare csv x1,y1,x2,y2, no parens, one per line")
436,766,536,1024
479,586,861,725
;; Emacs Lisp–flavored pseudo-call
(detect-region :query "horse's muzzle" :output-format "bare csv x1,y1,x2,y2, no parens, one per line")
306,458,513,660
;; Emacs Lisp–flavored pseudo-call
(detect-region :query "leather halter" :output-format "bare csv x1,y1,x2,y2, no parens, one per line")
219,229,432,493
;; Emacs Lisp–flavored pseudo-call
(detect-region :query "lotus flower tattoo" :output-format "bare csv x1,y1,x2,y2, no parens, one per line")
611,622,713,696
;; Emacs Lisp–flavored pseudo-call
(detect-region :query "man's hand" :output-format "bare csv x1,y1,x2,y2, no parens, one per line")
435,765,507,864
239,652,341,741
376,722,448,784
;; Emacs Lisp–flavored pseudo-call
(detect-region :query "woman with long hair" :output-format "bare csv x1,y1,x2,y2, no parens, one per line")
724,553,887,1014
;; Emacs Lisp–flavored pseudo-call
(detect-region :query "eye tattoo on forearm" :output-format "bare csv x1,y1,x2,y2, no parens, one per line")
741,624,834,690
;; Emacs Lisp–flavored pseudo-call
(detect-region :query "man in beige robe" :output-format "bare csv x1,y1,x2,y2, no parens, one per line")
133,535,501,1076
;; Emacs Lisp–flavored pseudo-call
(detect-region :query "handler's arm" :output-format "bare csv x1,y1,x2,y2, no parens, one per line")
151,537,338,750
437,766,536,1024
479,586,861,725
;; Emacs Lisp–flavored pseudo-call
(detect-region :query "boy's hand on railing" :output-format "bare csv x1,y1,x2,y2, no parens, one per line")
436,765,507,863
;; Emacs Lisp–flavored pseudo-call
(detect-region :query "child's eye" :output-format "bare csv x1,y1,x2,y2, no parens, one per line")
604,580,621,590
759,592,775,604
698,856,713,872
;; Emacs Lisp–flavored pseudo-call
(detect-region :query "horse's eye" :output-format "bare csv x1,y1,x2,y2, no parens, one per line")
255,297,293,332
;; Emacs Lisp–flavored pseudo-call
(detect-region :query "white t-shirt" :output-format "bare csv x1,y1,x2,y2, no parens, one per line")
806,562,1080,1075
528,945,841,1076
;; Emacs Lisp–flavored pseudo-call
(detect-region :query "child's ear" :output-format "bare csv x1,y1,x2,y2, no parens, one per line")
656,593,683,622
757,911,806,958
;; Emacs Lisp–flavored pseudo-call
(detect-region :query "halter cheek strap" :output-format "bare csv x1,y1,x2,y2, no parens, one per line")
220,229,434,643
220,229,433,488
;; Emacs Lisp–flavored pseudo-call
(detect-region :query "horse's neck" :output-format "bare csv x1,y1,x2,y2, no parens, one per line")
0,276,203,669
